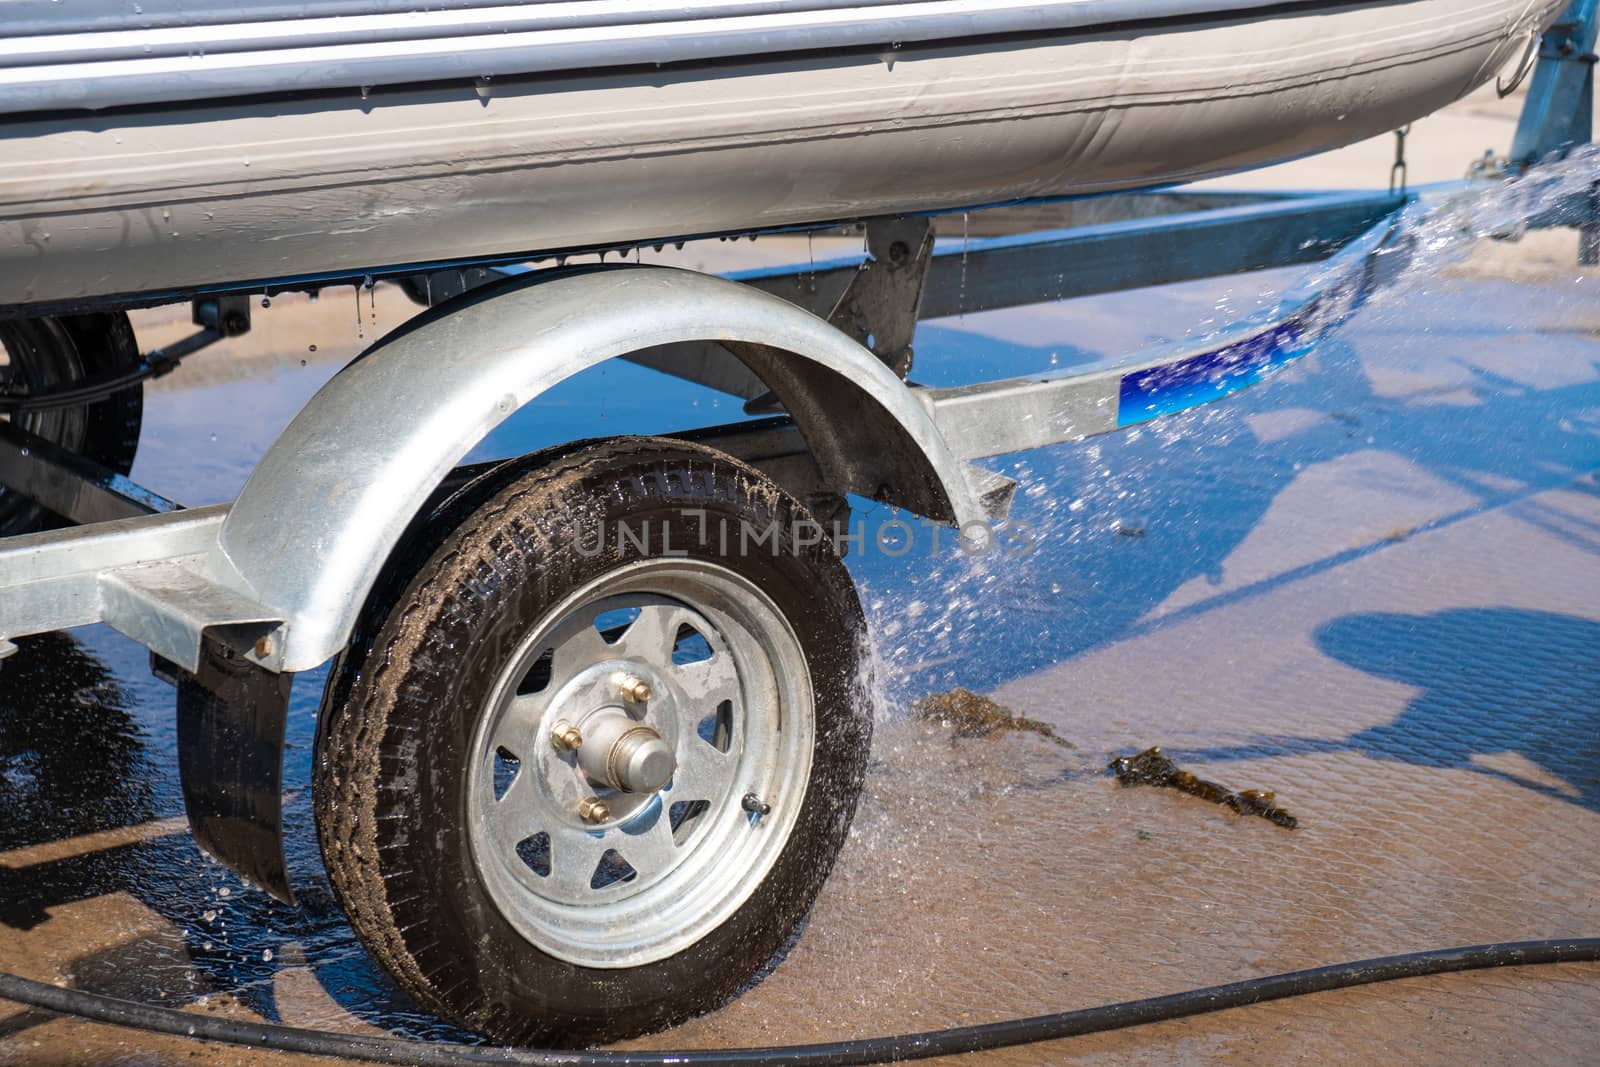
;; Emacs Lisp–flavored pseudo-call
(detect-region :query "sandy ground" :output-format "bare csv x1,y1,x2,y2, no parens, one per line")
3,77,1599,1067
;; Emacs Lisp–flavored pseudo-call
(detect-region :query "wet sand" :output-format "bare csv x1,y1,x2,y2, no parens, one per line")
3,83,1599,1065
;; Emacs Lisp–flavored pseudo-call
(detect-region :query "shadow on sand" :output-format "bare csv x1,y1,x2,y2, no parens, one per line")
1176,608,1600,813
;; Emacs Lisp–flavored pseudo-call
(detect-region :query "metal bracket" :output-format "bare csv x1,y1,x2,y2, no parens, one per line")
825,216,934,379
176,634,295,905
1389,125,1411,196
193,293,252,338
1509,0,1597,167
745,216,932,413
136,291,253,377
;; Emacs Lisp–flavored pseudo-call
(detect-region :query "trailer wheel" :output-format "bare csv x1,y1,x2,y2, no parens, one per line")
0,313,143,534
314,437,870,1045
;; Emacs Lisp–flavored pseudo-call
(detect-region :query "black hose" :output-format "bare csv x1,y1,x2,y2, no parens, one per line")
1,939,1596,1065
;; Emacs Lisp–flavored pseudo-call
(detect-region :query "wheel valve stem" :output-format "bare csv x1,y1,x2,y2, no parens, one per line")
741,793,771,816
550,721,583,751
619,675,652,702
578,796,611,824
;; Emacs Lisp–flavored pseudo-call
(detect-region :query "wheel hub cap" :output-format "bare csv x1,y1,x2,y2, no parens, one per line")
573,705,676,794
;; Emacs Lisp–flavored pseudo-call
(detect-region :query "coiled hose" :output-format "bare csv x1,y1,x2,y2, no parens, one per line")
1,939,1596,1065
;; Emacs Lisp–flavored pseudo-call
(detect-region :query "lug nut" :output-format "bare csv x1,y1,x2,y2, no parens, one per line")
618,675,652,702
578,796,611,824
550,721,583,751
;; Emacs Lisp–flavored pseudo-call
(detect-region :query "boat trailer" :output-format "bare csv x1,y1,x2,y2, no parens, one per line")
0,0,1595,1046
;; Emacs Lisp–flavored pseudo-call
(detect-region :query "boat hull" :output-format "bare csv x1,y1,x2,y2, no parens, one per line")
0,0,1564,310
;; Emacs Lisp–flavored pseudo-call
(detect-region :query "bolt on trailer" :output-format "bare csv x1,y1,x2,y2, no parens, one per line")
0,0,1596,1047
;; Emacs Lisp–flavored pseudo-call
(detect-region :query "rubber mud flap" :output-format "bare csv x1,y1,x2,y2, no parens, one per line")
176,636,295,904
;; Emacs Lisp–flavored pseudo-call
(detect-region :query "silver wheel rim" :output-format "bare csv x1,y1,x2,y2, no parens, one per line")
467,557,814,969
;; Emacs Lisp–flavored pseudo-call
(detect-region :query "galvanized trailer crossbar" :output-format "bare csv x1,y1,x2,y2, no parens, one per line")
0,195,1422,905
0,190,1411,664
0,175,1567,670
0,0,1594,910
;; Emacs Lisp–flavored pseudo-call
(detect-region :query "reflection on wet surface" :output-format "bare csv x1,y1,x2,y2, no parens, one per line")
0,633,474,1053
0,634,151,856
2,239,1600,1064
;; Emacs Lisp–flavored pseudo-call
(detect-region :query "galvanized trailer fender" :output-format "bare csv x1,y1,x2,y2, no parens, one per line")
0,274,986,678
149,266,989,674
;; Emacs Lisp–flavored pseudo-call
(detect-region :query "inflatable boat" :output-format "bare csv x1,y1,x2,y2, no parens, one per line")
0,0,1569,311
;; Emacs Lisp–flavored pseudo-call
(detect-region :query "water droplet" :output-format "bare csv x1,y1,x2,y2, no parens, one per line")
262,949,273,962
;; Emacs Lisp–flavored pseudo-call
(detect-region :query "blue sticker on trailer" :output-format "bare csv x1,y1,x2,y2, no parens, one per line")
1115,234,1383,427
1115,320,1313,427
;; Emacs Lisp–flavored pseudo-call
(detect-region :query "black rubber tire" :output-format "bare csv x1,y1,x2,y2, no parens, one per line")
0,312,143,534
313,437,871,1046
